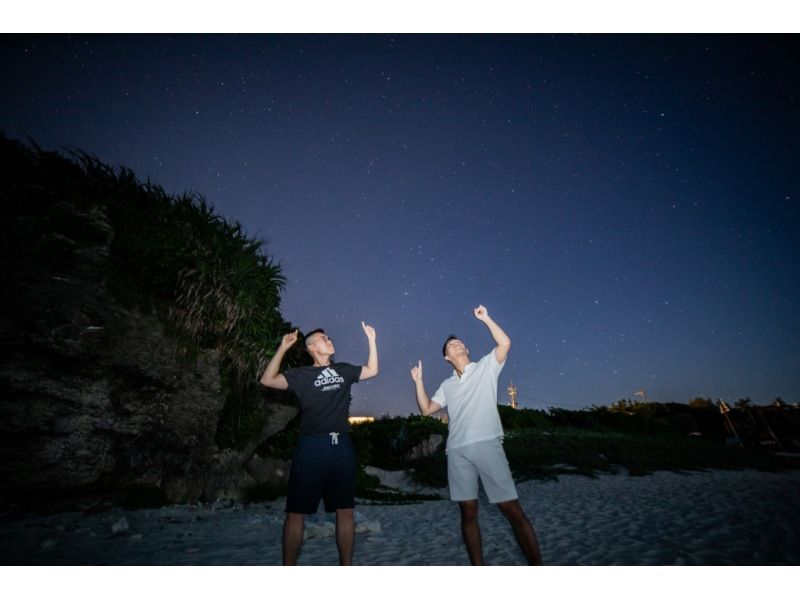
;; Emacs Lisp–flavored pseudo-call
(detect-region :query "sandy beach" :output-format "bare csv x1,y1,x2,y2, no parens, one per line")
2,468,799,565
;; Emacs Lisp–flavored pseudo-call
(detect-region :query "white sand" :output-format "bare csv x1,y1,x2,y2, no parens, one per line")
2,468,799,565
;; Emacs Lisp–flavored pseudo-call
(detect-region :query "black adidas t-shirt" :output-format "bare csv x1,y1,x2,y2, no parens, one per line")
283,362,362,434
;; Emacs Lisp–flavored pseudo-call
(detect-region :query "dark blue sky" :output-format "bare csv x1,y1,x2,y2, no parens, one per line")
3,34,798,414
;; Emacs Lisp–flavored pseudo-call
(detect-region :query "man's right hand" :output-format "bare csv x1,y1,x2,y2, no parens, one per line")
280,329,299,351
411,360,440,416
261,330,295,390
410,360,423,383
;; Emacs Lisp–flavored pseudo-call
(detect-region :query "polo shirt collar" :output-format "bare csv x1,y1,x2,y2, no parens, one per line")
454,361,476,382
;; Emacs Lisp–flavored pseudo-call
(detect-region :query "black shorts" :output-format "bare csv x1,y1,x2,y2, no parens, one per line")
285,433,357,514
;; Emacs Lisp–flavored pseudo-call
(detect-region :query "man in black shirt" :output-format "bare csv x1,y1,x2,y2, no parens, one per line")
260,322,378,565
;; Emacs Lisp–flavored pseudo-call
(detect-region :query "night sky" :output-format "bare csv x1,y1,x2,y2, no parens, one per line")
2,34,798,415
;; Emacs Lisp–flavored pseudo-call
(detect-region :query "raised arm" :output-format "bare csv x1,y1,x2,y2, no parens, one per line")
360,321,379,380
473,305,511,364
410,360,442,416
259,329,298,390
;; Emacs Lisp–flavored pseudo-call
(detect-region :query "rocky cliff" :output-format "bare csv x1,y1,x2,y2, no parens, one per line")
0,136,299,509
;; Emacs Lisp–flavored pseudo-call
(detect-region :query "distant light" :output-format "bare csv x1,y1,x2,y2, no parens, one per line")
348,416,375,425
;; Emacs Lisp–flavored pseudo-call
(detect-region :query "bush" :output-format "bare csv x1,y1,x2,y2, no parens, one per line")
497,405,552,431
256,414,301,460
406,451,448,488
350,415,448,470
504,428,800,480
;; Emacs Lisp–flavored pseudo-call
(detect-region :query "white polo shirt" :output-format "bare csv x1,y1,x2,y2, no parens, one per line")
431,348,506,451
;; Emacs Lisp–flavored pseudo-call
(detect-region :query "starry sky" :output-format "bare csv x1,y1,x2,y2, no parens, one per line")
2,34,798,415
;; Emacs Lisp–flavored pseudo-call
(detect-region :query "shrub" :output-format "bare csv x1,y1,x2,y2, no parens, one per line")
350,415,448,470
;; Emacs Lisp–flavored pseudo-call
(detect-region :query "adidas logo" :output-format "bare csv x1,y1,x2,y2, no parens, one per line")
315,367,345,388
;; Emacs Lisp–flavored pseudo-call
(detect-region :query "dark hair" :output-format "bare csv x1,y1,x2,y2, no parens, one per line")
442,335,459,356
304,328,326,350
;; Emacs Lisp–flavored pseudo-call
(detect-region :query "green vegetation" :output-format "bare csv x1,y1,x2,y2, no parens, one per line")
504,429,800,480
257,414,301,460
349,415,448,469
2,134,309,450
350,417,447,503
355,402,800,489
405,451,449,488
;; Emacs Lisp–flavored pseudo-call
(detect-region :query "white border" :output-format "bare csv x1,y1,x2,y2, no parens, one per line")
4,565,799,598
2,1,799,33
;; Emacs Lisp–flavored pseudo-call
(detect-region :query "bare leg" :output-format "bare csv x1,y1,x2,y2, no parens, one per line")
458,500,483,565
497,499,543,565
282,512,304,565
335,508,355,565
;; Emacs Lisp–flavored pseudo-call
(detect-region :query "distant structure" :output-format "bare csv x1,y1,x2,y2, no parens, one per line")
507,382,518,409
717,400,743,446
634,388,648,403
348,416,375,425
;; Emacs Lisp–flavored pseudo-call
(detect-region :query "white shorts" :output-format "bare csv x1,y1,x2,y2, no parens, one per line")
447,438,518,503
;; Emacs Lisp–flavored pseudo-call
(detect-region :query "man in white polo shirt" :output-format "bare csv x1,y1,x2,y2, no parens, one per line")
410,305,542,565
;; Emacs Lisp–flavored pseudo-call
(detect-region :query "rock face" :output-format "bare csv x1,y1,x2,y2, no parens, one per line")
0,199,296,508
407,434,444,460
